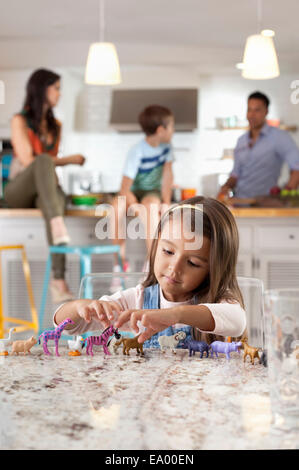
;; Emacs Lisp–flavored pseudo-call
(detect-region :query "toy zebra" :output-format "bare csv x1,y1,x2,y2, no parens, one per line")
38,318,74,357
84,325,120,356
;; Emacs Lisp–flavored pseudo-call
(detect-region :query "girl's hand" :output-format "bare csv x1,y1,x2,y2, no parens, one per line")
77,300,122,328
115,307,180,342
70,154,86,166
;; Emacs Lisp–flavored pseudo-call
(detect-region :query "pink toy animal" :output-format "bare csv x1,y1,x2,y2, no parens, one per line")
38,318,74,356
10,336,37,355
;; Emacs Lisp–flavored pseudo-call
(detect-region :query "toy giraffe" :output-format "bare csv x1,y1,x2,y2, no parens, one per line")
38,318,74,357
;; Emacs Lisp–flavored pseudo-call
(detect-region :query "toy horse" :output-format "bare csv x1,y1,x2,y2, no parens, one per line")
84,326,120,356
38,318,74,356
115,334,145,356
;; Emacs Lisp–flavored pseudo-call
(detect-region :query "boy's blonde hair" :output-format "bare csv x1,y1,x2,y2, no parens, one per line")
143,196,245,343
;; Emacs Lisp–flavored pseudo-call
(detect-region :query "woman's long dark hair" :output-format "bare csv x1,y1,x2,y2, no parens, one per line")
23,68,61,139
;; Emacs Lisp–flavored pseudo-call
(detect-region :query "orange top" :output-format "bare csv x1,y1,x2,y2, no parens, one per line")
17,109,61,157
9,110,61,180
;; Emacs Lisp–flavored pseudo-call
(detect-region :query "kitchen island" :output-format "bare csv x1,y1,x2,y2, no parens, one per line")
0,346,297,450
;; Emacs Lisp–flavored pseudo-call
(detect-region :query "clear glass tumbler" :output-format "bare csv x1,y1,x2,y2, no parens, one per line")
264,289,299,430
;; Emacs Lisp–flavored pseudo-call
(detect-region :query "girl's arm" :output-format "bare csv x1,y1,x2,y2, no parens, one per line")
11,115,35,167
115,302,246,342
115,304,215,342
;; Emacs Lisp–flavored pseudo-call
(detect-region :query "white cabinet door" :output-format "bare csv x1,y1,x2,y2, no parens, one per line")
236,254,252,277
258,253,299,290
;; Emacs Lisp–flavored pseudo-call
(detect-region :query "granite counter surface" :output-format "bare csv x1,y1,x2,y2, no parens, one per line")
0,346,297,450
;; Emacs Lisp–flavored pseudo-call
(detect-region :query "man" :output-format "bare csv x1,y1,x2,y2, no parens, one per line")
219,91,299,199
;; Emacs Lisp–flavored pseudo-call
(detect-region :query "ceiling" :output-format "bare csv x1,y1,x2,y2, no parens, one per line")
1,0,299,74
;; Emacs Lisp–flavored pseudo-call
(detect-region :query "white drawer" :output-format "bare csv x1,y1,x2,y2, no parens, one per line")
0,220,47,247
256,226,299,250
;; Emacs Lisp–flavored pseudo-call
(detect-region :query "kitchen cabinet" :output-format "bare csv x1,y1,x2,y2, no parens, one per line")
258,253,299,289
236,217,299,289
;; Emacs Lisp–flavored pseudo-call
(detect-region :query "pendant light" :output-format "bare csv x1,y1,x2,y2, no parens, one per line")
242,0,279,80
85,0,121,85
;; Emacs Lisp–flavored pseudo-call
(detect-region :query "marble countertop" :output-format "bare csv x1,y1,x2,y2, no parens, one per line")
0,345,297,450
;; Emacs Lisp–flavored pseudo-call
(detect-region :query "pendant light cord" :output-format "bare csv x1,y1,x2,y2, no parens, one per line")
99,0,105,43
257,0,262,33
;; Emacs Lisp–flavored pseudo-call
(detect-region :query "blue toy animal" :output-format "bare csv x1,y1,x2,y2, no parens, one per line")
210,341,242,360
182,339,210,358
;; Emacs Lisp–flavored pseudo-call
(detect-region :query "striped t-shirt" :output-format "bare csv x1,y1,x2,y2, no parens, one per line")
123,139,173,192
231,124,299,198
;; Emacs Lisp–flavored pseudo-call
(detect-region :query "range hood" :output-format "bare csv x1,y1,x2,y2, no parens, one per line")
110,88,198,132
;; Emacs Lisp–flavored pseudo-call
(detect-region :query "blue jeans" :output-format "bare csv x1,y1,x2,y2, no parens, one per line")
142,283,196,349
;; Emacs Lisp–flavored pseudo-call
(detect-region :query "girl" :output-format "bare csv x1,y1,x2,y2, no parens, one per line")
54,197,247,345
4,69,86,303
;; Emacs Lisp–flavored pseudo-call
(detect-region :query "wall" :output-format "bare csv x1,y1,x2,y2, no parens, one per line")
1,67,298,195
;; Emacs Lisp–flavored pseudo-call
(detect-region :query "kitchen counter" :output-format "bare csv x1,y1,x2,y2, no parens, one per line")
1,207,299,218
0,346,297,450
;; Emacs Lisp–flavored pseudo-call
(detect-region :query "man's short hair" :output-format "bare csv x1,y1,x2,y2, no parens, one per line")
248,91,270,109
138,105,173,136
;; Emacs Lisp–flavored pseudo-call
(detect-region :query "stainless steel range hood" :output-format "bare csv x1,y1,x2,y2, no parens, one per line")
110,88,198,132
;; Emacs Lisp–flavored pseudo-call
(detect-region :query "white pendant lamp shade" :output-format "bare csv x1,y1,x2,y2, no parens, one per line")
85,42,121,85
242,34,280,80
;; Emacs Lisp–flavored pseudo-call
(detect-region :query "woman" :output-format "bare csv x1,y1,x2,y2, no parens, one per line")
4,68,85,303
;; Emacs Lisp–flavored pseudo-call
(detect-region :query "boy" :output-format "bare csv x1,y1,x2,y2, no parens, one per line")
110,105,174,290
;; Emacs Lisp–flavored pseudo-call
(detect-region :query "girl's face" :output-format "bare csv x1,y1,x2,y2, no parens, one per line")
46,80,61,108
154,218,210,302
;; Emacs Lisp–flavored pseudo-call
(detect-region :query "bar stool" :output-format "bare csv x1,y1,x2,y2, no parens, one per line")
38,244,123,334
0,245,38,338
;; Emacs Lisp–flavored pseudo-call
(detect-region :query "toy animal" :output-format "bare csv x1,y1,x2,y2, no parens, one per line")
38,318,74,356
0,328,16,355
259,350,267,367
10,336,37,355
158,331,186,354
210,341,242,360
182,339,209,358
84,326,120,356
67,336,85,356
107,334,123,355
115,334,145,356
242,340,261,365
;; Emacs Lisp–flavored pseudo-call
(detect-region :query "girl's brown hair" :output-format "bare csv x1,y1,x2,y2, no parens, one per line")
143,196,244,343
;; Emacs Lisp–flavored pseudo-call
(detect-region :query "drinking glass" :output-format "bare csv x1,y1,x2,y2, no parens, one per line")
264,289,299,430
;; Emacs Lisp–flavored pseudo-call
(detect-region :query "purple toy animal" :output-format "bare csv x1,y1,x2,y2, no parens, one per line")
84,326,120,356
38,318,74,356
210,341,242,360
182,339,209,358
